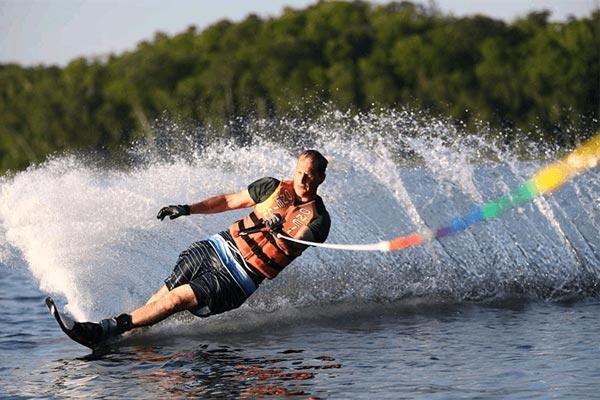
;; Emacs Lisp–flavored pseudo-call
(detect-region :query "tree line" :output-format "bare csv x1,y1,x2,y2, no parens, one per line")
1,1,598,174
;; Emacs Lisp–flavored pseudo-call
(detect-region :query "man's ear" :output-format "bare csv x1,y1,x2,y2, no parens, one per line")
319,172,326,184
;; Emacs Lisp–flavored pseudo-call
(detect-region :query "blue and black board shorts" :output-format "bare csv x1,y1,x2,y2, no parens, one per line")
164,232,261,317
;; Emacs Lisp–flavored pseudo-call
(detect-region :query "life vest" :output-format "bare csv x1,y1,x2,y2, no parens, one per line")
229,180,320,279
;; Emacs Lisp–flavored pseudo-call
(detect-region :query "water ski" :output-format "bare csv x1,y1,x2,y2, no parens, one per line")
45,297,112,350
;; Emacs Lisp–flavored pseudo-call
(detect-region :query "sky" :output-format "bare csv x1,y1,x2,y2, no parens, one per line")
0,0,597,66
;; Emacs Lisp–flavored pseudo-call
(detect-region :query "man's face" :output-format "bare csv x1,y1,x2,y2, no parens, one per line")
293,156,324,201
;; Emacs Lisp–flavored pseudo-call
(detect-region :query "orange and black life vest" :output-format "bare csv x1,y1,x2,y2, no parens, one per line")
229,180,321,279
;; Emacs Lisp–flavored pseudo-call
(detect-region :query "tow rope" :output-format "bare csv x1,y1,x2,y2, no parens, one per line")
278,133,600,252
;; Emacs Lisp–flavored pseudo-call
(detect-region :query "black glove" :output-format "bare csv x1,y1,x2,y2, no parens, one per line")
264,213,284,232
156,205,191,221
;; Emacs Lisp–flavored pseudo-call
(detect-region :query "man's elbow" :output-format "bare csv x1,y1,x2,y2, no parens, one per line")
225,191,255,210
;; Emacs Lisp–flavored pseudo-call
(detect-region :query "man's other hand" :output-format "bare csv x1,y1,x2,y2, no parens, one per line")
157,205,191,221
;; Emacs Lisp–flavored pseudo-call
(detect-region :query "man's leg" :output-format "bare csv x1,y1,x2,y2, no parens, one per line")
71,284,199,346
145,285,170,305
123,285,175,336
129,284,198,328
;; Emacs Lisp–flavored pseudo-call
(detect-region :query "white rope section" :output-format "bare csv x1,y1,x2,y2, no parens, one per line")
276,233,390,252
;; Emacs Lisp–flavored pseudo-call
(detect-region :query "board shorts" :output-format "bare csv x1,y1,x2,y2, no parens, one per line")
164,231,264,317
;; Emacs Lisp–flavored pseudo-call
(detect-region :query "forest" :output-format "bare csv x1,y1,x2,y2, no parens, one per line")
1,1,598,174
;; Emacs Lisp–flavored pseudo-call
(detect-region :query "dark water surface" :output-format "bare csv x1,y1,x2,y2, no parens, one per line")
2,268,599,399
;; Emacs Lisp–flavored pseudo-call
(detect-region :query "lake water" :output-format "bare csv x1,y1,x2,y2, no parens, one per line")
2,268,600,399
1,114,598,398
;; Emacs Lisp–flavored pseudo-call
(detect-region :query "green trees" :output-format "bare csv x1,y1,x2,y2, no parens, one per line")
1,1,598,174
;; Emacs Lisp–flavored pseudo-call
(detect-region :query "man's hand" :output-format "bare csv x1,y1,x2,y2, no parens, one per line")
264,213,284,232
157,205,191,221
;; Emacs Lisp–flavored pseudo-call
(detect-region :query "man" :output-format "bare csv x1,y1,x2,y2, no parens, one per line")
63,150,331,348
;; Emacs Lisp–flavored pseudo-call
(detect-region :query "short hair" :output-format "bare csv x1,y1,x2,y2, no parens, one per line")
299,149,328,177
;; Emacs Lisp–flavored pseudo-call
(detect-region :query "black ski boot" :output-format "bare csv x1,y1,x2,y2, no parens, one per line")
71,313,133,348
47,297,134,349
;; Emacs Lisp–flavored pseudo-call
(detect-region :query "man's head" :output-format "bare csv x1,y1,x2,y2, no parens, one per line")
293,150,328,201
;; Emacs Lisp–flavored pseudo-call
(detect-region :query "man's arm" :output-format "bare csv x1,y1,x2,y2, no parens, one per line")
270,226,311,256
157,190,256,221
190,190,256,214
269,210,330,255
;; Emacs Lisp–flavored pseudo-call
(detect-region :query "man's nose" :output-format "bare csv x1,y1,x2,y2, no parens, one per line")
301,174,309,183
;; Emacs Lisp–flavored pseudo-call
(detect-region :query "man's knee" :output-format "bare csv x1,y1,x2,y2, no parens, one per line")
165,284,198,311
146,285,170,305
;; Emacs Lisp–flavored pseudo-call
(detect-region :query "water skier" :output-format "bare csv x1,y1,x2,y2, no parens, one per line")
51,150,331,348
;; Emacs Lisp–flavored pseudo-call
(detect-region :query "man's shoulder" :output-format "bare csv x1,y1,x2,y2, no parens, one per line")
314,195,329,218
312,196,331,229
248,177,281,203
306,196,330,243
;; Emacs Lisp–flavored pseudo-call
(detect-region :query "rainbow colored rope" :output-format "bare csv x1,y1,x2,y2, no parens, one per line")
281,133,600,252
